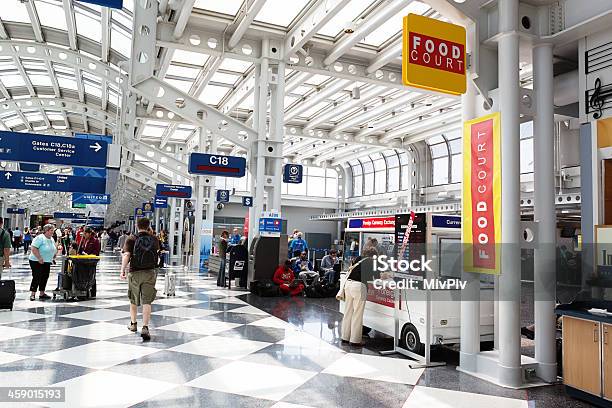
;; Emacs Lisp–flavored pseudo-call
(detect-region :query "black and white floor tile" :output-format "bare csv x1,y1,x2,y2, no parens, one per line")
0,252,585,407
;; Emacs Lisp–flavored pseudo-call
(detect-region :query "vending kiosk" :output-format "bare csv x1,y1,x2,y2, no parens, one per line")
340,213,494,360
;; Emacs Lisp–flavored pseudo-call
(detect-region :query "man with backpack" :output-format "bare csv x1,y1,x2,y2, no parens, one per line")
120,217,160,341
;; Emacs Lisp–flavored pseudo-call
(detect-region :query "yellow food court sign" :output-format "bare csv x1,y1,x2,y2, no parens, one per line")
402,13,467,95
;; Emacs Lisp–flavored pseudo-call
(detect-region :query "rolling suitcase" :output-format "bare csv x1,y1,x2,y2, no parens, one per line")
164,272,176,296
0,280,16,311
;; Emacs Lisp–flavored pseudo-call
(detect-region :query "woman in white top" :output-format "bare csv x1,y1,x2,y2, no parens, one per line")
100,230,109,253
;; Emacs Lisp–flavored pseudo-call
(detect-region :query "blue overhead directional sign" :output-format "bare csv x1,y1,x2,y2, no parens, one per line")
72,193,111,205
0,131,108,168
54,212,86,219
155,184,192,199
283,164,303,184
189,153,246,178
154,196,168,208
216,189,230,203
142,202,153,212
242,196,253,207
0,170,106,194
7,208,25,214
135,208,144,217
76,0,123,9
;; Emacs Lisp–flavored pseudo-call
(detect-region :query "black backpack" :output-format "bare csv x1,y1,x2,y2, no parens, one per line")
131,233,158,270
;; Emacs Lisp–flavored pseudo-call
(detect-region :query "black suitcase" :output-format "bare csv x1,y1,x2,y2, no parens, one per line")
0,280,16,311
255,280,280,297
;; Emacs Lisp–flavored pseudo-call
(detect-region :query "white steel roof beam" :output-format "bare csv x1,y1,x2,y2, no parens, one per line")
380,111,462,143
228,0,268,49
322,0,411,66
285,0,351,57
331,92,421,133
285,79,352,121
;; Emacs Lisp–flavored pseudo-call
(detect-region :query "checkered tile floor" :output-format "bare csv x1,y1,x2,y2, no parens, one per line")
0,252,545,407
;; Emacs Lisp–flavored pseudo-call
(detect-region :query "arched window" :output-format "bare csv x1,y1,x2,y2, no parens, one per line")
350,149,413,197
281,166,338,198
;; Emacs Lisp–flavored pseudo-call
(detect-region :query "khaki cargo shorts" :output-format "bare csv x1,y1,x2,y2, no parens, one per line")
127,269,157,306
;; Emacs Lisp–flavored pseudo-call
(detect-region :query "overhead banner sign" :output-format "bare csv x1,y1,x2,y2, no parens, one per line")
347,217,395,230
283,164,303,184
142,202,153,212
0,170,106,194
0,131,108,168
189,153,246,178
431,215,461,229
7,208,25,214
72,193,110,205
216,189,230,203
463,112,501,274
135,208,144,217
76,0,123,9
54,212,86,219
155,184,192,199
154,196,168,208
402,13,466,95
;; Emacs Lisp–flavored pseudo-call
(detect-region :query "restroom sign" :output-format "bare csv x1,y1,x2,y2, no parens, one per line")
402,13,466,95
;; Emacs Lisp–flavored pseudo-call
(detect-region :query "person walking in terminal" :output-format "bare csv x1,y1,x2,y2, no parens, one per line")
12,226,22,252
341,246,377,347
273,259,304,296
321,249,340,284
216,230,229,287
120,217,160,341
229,228,241,245
28,224,57,301
0,219,11,280
289,231,308,258
99,229,109,253
22,228,32,254
293,251,319,285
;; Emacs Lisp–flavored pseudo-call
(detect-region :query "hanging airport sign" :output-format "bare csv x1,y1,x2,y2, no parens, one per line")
188,153,247,178
242,196,253,207
88,217,105,226
134,208,144,217
155,184,192,199
142,202,153,212
72,193,111,205
431,215,461,229
282,164,303,184
129,215,134,220
73,203,87,209
216,189,230,203
463,112,501,274
76,0,123,9
0,131,108,168
6,208,25,214
154,196,168,208
402,13,466,95
346,216,395,231
0,170,106,194
143,211,153,218
54,212,86,219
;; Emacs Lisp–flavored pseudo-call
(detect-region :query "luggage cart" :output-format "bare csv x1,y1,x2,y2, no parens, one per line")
53,255,100,300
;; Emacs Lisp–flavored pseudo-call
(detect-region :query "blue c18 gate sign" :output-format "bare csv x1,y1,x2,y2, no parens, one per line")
0,170,106,194
189,153,246,178
155,184,192,199
283,164,303,184
0,131,108,168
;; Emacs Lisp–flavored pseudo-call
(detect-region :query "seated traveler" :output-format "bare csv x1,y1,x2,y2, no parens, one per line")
273,260,304,296
293,251,319,285
320,249,340,284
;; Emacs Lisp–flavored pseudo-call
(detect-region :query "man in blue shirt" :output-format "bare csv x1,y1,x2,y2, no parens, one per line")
293,251,318,285
229,228,241,245
289,232,308,258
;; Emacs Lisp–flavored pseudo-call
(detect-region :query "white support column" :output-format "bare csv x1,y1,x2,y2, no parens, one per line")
497,0,522,388
459,22,481,373
533,42,557,383
192,128,206,270
269,60,285,212
204,134,218,267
